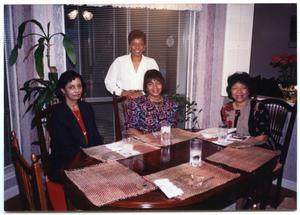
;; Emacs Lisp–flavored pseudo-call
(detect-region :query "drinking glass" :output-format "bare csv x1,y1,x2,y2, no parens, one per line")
160,146,171,163
160,122,171,146
218,122,228,144
122,130,133,153
189,138,202,167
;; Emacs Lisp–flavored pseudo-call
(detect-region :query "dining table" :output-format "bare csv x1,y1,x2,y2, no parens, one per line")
61,128,279,210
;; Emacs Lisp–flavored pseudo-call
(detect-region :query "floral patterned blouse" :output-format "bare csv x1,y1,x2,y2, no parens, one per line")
125,95,178,133
220,100,271,137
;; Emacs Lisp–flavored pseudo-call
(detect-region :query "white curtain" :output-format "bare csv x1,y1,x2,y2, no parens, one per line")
4,5,65,162
110,4,202,11
191,4,227,129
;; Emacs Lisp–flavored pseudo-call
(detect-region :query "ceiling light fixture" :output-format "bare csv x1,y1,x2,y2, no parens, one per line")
67,9,93,21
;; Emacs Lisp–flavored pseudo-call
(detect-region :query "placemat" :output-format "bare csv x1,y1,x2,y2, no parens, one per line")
65,161,156,207
136,128,200,147
206,146,280,173
227,137,266,148
144,162,240,200
82,140,158,162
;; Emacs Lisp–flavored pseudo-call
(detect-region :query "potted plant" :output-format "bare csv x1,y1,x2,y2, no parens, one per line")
166,93,202,130
270,54,297,103
9,19,77,127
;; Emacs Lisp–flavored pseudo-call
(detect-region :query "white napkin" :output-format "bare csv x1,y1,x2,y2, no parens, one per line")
198,128,219,139
211,139,234,146
105,141,123,151
154,178,183,198
105,141,140,157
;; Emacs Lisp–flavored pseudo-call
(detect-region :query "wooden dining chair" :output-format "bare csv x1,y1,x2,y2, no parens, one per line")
112,92,127,141
10,131,48,210
35,104,68,211
34,104,57,174
259,98,297,207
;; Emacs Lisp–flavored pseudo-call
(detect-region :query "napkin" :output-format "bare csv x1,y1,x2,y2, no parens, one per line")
153,178,183,198
105,141,140,157
198,128,219,139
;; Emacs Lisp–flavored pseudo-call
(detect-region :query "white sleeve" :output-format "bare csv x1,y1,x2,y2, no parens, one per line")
153,59,159,71
104,59,123,96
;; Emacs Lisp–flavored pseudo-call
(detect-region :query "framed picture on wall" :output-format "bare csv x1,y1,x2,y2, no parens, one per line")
288,15,296,48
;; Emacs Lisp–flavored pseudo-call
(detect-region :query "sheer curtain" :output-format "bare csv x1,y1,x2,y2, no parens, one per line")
4,5,66,163
191,4,227,129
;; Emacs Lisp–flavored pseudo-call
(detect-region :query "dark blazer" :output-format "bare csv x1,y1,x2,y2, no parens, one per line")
48,101,104,182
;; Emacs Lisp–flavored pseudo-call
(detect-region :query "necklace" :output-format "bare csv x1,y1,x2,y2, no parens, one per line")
72,109,87,136
72,109,81,121
149,96,163,104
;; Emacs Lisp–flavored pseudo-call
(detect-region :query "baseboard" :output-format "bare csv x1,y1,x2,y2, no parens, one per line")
4,164,19,201
273,178,297,192
5,185,19,201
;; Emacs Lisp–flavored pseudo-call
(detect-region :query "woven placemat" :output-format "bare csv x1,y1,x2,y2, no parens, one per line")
206,146,280,173
227,137,266,148
136,128,200,147
82,145,125,162
82,140,158,162
144,162,239,200
65,161,156,207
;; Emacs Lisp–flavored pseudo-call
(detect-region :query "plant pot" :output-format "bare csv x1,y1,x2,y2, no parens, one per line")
278,84,297,103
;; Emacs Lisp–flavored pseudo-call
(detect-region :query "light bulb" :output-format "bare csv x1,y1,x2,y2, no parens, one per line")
82,10,93,21
67,10,78,20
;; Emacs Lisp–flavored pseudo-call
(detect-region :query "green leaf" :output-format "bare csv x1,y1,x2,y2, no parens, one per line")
23,44,39,62
34,38,45,79
9,45,19,65
62,34,77,65
48,72,58,82
24,103,34,114
28,19,47,36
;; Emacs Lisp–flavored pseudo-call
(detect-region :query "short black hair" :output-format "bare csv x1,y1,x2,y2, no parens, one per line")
226,72,253,99
143,70,165,94
128,29,146,44
56,70,86,101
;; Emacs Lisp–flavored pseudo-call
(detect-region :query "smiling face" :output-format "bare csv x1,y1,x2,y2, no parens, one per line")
129,38,145,57
146,79,163,99
61,77,83,104
230,82,250,104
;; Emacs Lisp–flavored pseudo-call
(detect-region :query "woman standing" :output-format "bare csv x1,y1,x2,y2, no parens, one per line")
105,30,159,99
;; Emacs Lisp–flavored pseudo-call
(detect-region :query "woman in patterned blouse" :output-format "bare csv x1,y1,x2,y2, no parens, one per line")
221,72,271,145
125,69,178,136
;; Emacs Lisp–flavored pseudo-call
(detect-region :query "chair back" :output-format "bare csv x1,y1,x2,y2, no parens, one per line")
260,98,297,165
112,93,127,141
10,131,48,210
35,105,56,174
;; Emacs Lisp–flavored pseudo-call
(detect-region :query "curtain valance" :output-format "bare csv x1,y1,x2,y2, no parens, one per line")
93,4,202,11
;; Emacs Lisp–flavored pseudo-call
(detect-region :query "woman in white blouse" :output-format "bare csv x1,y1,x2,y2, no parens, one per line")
104,29,159,99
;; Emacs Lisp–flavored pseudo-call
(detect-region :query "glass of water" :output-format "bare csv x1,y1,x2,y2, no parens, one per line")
122,130,133,153
189,138,202,167
160,122,171,146
218,121,228,144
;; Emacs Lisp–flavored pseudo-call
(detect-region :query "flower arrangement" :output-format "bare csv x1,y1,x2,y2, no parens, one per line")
270,54,297,87
270,54,297,103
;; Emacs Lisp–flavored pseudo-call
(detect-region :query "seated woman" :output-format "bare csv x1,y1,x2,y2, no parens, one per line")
125,69,178,136
48,70,104,183
221,72,272,146
221,72,274,209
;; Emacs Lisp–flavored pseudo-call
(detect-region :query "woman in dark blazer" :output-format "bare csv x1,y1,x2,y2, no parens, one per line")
48,70,104,183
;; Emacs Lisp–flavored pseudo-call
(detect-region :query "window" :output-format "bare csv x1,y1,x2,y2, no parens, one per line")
64,5,190,142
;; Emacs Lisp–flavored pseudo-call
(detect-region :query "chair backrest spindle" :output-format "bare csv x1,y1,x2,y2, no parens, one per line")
260,98,297,165
10,131,48,210
112,92,127,141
